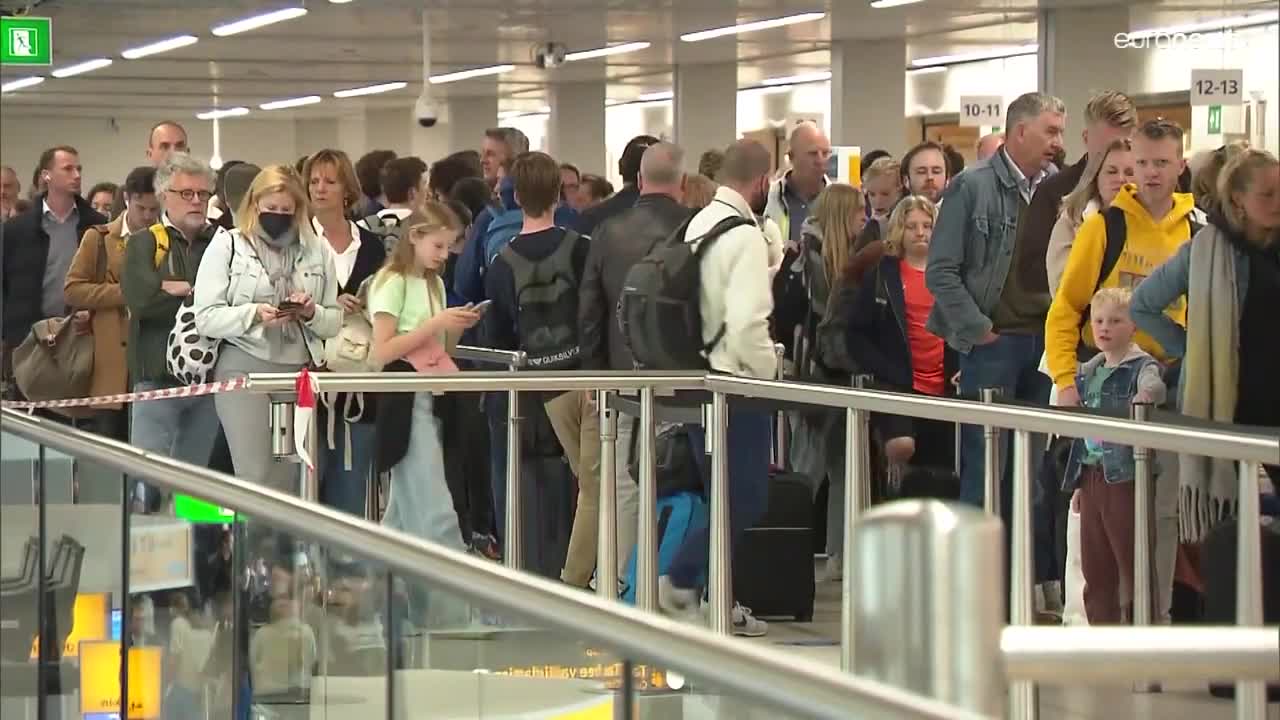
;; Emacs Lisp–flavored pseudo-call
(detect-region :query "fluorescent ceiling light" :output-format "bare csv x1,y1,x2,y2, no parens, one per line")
1,76,45,93
565,41,651,61
681,12,825,42
329,0,355,3
429,64,514,84
196,107,250,120
211,7,308,37
121,34,199,59
260,95,323,110
761,70,831,86
497,106,550,119
51,58,113,78
870,0,924,8
1126,11,1278,39
907,66,947,75
637,90,673,101
910,43,1038,68
333,81,408,97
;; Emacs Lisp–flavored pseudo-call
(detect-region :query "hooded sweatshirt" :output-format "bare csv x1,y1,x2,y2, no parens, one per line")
1045,184,1197,389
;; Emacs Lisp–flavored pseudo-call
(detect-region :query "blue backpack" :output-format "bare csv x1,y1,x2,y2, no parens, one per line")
621,492,707,603
482,206,526,270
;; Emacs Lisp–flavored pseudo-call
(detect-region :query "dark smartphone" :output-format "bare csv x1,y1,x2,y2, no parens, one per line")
277,301,303,314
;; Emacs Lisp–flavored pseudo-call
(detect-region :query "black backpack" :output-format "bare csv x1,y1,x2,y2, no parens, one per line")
619,213,753,370
501,231,583,370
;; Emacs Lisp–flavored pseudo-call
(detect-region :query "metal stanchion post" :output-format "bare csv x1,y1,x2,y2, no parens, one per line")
981,388,1001,516
299,405,318,503
773,343,787,468
505,352,526,571
841,400,868,672
1235,460,1266,720
853,375,874,510
597,389,619,600
1130,403,1159,693
634,386,658,612
1010,429,1039,720
852,500,1005,716
708,390,732,635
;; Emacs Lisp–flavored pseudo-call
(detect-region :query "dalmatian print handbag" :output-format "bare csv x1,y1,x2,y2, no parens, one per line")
166,230,235,385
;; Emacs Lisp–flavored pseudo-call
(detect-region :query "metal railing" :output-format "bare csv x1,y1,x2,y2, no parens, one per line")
0,408,980,720
245,360,1280,719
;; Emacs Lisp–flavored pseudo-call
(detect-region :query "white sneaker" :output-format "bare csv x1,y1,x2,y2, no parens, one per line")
698,601,769,637
658,576,699,617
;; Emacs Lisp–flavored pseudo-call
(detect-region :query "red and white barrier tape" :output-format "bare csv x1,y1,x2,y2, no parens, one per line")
1,377,249,411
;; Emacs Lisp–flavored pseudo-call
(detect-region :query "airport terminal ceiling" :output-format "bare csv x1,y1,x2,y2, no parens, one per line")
0,0,1274,119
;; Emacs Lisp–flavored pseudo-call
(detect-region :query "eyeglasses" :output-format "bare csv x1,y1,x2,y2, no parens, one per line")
168,189,213,203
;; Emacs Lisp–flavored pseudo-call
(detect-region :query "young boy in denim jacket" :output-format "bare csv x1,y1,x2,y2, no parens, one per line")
1063,287,1166,624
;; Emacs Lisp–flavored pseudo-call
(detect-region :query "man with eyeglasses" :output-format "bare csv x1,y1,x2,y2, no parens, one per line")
121,152,224,512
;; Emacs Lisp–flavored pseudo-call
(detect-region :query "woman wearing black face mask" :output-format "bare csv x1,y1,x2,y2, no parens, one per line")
191,165,342,497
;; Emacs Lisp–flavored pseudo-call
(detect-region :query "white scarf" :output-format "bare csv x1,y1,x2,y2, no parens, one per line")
1178,226,1240,542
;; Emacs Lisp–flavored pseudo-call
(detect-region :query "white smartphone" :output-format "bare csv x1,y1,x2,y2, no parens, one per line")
470,300,494,315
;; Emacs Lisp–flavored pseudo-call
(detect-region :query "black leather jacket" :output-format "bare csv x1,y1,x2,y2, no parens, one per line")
579,193,693,370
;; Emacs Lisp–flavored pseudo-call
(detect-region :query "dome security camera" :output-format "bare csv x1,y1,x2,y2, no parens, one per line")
534,42,569,70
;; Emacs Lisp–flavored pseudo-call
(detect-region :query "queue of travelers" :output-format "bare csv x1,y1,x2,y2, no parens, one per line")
1,90,1276,711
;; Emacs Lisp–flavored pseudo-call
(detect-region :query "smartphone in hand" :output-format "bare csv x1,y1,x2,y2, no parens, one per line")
276,300,303,317
470,300,493,315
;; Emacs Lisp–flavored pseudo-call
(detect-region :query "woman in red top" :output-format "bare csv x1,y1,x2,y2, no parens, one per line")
845,195,957,469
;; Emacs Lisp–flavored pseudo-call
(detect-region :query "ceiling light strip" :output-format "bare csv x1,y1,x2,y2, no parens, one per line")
211,7,309,37
870,0,924,8
51,58,113,78
197,107,250,120
428,64,515,84
681,11,825,42
260,95,323,110
1,76,45,93
565,41,651,61
909,43,1038,68
333,81,408,98
760,70,831,86
121,35,199,59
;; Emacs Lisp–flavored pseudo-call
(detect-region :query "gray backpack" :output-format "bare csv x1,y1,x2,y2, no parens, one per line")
501,231,582,370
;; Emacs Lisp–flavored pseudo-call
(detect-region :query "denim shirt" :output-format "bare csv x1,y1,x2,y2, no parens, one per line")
925,151,1049,353
1062,349,1166,489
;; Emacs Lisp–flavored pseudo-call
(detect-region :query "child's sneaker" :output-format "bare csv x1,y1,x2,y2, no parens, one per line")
658,576,699,618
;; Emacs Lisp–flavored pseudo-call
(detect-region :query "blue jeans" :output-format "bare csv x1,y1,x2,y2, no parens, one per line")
668,405,772,590
130,379,220,509
957,333,1052,507
319,420,376,517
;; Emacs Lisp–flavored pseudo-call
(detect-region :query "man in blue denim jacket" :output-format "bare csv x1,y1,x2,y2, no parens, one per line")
1063,288,1165,624
925,92,1066,509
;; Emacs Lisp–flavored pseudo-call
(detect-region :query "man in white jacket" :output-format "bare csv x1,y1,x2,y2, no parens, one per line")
658,140,777,637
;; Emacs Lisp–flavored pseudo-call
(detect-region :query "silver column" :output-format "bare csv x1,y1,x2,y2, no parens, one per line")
708,390,732,635
634,386,658,612
1129,403,1158,692
1010,429,1038,720
1235,460,1266,720
772,343,787,468
854,375,875,511
841,401,869,671
597,390,619,600
852,500,1005,716
981,388,1001,516
504,352,527,571
298,403,318,502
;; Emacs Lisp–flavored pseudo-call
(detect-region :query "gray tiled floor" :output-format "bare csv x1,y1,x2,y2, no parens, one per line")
752,567,1279,720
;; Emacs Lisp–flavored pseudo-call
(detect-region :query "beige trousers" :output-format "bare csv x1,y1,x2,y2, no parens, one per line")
545,390,602,587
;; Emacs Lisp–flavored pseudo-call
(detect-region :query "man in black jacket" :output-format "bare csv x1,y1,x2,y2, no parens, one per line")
575,134,659,236
578,141,691,582
2,146,107,378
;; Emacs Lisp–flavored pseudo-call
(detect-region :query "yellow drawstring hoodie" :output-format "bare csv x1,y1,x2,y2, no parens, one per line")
1045,184,1196,389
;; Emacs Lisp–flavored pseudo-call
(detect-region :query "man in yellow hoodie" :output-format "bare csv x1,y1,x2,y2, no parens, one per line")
1046,119,1199,405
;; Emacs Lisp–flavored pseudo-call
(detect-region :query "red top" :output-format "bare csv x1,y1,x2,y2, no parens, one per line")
900,259,945,396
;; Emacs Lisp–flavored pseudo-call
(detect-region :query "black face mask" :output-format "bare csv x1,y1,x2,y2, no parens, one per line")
258,212,293,240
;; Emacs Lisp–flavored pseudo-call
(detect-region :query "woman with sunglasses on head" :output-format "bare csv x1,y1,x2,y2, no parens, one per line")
191,165,342,493
1046,138,1136,295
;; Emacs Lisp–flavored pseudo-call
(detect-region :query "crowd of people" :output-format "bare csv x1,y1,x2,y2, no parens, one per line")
0,88,1276,708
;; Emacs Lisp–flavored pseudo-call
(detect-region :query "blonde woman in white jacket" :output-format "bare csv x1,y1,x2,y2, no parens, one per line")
192,165,341,492
1045,138,1136,294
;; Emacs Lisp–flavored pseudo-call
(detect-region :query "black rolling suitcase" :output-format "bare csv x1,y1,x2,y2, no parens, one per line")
1202,516,1280,701
732,471,816,621
519,455,575,581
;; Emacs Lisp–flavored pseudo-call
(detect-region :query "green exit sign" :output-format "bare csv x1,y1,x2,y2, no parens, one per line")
1207,105,1223,135
1,16,52,66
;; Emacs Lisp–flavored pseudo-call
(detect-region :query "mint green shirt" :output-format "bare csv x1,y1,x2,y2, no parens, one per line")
367,269,446,339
